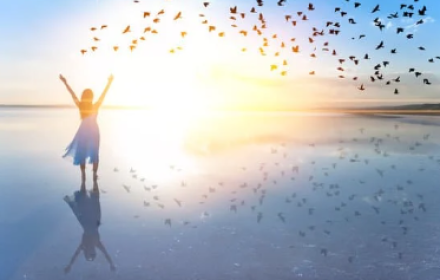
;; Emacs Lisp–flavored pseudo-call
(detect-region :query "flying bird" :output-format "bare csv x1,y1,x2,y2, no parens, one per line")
372,5,380,13
123,25,131,34
174,11,182,20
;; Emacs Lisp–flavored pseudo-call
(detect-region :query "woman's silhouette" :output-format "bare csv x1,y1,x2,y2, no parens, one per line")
60,74,114,183
63,182,115,273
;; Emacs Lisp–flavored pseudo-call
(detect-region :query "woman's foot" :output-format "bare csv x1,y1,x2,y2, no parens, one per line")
92,181,99,193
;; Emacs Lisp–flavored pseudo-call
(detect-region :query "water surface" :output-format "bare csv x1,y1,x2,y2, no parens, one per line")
1,109,440,280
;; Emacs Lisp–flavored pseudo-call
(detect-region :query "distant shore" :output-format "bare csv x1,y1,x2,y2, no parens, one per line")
1,104,440,116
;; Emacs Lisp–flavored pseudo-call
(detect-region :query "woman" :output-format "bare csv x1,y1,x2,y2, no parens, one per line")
63,181,116,273
60,74,114,183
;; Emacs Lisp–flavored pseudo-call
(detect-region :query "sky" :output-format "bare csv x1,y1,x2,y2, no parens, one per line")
0,0,439,110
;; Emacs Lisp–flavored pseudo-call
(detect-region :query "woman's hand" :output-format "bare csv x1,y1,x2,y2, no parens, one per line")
59,74,67,84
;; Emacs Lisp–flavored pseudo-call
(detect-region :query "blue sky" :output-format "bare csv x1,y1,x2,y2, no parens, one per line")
0,0,439,108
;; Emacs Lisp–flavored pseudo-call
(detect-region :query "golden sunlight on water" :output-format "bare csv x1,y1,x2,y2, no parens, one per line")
103,111,344,186
106,110,204,183
96,110,429,216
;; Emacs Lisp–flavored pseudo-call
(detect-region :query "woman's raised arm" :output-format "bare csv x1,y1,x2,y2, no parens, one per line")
64,243,82,274
60,74,80,107
95,74,114,108
97,240,116,271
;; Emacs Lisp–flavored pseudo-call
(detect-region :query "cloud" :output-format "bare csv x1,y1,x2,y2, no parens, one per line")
404,16,435,33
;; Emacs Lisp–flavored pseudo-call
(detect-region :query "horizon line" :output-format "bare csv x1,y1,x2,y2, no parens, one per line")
1,103,440,114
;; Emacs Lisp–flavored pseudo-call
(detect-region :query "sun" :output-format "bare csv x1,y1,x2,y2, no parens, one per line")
78,44,214,114
137,57,210,114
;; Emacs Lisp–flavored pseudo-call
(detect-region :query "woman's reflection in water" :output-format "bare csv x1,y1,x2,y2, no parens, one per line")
63,181,115,273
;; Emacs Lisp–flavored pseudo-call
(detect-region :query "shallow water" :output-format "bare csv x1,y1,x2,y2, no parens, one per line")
1,109,440,280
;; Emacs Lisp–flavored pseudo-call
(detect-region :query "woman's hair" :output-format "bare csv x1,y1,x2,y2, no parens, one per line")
79,89,94,118
81,89,94,102
83,246,97,261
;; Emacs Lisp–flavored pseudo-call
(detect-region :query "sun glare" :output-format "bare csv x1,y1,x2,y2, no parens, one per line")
65,0,292,113
108,109,204,183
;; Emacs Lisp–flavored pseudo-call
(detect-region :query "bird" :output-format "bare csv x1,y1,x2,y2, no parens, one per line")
372,5,380,13
376,41,384,50
174,199,182,207
277,0,286,6
277,212,286,223
257,212,263,223
123,25,131,34
418,5,427,16
164,219,172,227
174,11,182,20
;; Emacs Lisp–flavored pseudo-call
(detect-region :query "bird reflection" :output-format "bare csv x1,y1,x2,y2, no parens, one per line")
63,181,115,273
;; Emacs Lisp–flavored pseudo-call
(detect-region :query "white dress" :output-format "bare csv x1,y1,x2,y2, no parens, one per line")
63,113,100,165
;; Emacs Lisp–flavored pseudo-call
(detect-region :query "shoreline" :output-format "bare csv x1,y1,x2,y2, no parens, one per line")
1,105,440,116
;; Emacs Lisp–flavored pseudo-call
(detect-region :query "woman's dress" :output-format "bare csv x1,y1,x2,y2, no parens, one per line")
64,190,101,232
63,113,100,165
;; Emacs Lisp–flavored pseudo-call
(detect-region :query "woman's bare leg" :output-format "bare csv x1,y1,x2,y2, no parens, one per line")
92,180,99,193
93,161,99,182
80,163,86,185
